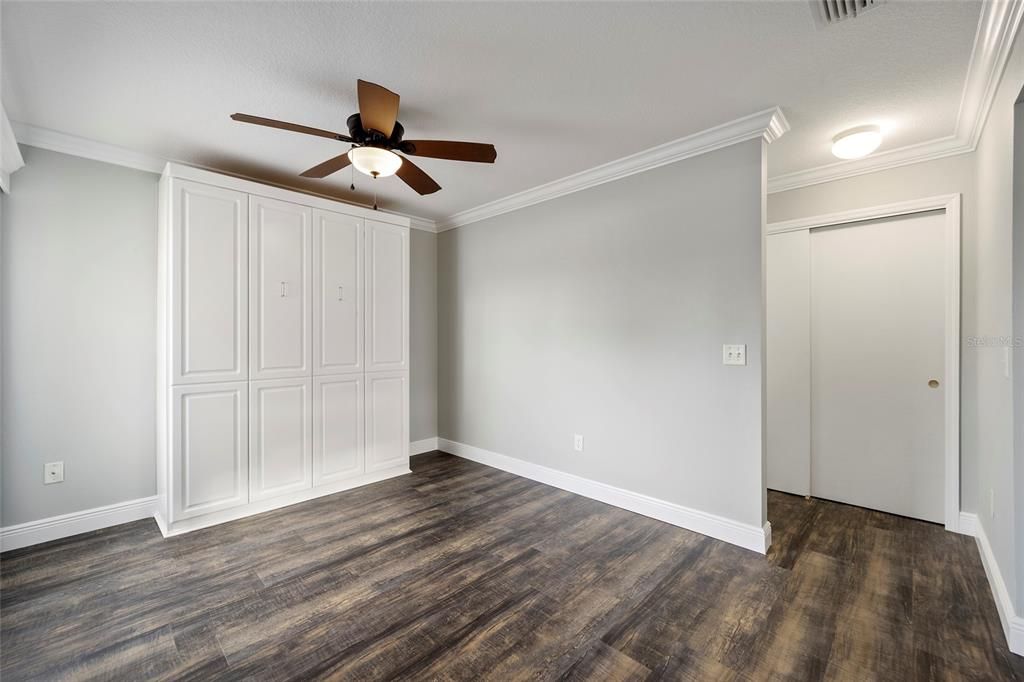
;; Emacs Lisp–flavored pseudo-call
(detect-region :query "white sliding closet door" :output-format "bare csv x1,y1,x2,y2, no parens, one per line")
810,212,946,523
250,196,312,380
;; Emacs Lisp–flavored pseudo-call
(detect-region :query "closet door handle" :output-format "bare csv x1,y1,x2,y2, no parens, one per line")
279,281,288,298
338,285,344,301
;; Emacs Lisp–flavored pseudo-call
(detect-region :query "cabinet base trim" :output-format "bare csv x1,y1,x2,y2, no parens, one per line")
1,496,158,553
159,465,411,537
439,438,770,554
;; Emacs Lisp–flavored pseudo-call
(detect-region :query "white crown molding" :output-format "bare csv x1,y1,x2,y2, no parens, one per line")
436,107,789,232
9,121,438,231
0,496,157,552
439,438,771,554
768,0,1024,194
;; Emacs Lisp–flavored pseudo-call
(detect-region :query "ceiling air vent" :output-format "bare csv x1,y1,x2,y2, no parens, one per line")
813,0,886,26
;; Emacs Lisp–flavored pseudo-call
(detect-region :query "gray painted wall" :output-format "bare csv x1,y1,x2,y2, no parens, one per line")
410,228,437,441
1,146,439,526
2,146,159,525
975,25,1024,614
437,139,767,528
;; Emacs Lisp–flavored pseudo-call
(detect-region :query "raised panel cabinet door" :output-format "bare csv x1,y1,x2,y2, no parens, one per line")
313,210,363,375
364,371,409,473
172,180,248,384
171,382,249,521
250,378,313,500
313,375,365,485
365,220,409,372
250,196,312,380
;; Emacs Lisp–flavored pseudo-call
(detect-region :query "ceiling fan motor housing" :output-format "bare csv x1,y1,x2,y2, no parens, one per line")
346,113,405,148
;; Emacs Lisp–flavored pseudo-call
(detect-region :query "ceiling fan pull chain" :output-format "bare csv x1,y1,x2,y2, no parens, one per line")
350,154,355,190
373,183,378,211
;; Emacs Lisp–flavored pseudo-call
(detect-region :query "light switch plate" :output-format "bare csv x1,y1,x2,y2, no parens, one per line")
722,344,747,366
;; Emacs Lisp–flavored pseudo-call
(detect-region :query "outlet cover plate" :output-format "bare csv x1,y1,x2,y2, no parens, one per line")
44,461,64,484
723,344,747,366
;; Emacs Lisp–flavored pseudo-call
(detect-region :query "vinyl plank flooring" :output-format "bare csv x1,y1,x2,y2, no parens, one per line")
2,453,1022,681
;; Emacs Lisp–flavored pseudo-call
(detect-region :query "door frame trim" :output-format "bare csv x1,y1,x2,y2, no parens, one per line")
767,194,963,533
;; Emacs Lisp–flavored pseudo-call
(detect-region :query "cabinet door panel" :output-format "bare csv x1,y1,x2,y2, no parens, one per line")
365,371,409,472
250,196,312,379
172,382,248,521
365,221,409,372
250,378,313,500
313,375,365,485
173,181,248,384
313,210,363,375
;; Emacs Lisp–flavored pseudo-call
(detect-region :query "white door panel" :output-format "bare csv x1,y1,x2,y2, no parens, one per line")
365,220,409,372
766,230,811,496
313,210,363,375
172,382,248,521
365,372,409,472
250,378,312,500
172,181,248,384
810,212,946,523
250,196,312,379
313,375,365,485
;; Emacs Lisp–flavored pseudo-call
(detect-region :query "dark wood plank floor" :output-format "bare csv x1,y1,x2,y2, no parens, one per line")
2,452,1022,680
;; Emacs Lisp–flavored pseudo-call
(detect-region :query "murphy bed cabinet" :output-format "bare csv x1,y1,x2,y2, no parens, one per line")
155,164,410,536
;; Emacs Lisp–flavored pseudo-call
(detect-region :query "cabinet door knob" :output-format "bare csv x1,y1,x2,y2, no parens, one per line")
928,379,940,388
280,281,288,298
338,285,344,301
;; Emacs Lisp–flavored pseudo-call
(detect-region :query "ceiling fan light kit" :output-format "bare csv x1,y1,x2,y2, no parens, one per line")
348,146,402,178
231,79,497,205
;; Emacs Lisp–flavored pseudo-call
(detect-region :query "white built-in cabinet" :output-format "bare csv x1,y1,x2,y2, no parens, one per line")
156,164,410,537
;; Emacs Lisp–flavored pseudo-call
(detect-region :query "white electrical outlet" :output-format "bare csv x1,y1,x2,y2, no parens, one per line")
573,434,584,452
44,461,64,485
722,344,747,366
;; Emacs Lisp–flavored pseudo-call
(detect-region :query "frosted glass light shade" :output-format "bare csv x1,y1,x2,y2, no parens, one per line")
348,147,403,177
831,125,882,160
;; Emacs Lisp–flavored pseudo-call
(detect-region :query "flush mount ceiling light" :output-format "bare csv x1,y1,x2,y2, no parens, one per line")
831,125,882,160
348,146,402,178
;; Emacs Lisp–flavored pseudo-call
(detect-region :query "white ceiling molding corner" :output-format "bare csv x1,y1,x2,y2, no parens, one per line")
767,0,1024,195
1,106,26,193
9,121,437,231
436,107,789,232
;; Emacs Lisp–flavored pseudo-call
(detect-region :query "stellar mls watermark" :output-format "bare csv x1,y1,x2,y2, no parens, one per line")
966,336,1024,348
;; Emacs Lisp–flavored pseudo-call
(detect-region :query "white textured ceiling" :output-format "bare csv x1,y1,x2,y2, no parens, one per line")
2,1,981,221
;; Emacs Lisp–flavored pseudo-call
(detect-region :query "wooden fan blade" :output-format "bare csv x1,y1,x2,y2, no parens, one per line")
403,140,496,163
231,113,352,142
395,156,441,195
357,80,400,138
300,153,352,178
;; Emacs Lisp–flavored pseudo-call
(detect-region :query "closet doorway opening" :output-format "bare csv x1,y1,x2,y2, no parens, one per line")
766,195,961,530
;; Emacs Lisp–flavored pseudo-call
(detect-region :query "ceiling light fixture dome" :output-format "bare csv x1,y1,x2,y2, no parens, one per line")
831,125,882,160
348,146,403,178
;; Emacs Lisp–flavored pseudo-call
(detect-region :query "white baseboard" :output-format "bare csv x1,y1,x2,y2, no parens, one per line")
438,438,770,554
0,496,157,552
961,512,1024,656
410,437,440,455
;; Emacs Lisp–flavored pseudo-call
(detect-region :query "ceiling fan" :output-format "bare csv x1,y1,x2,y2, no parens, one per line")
230,79,496,198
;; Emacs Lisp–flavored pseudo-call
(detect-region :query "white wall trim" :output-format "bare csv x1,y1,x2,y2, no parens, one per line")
410,437,440,455
958,510,978,536
9,121,438,231
767,0,1024,194
961,513,1024,656
436,107,789,231
767,194,962,534
0,496,157,552
438,438,771,554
